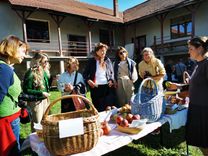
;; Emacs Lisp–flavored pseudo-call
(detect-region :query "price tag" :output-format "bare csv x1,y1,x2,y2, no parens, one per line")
59,118,84,138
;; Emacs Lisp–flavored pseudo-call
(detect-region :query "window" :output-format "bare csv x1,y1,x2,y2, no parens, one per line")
170,14,192,39
99,29,114,46
68,34,87,56
26,19,50,43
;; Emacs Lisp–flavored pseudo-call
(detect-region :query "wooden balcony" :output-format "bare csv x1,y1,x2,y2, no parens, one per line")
152,36,191,56
28,39,118,59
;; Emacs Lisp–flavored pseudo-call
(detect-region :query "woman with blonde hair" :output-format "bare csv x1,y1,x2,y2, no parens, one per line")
114,46,138,106
58,56,86,112
23,52,50,132
0,35,28,155
138,47,166,92
83,43,116,111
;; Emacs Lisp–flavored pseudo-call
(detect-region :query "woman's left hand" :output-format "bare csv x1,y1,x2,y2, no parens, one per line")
108,80,114,87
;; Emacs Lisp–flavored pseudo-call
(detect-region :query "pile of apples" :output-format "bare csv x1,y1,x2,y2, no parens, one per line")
111,113,140,127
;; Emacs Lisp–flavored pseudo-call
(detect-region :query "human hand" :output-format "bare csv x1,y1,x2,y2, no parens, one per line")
166,82,178,90
64,83,74,92
42,92,50,98
108,80,114,87
87,80,97,88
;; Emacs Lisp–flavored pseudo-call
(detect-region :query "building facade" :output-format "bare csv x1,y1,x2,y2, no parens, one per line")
0,0,207,78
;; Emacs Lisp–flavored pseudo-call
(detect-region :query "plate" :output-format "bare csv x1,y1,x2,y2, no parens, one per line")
117,125,143,134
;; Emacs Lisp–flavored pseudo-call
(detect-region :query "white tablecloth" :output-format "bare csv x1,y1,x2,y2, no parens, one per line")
22,109,187,156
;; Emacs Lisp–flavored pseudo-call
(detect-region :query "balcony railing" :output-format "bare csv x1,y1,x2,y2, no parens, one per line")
152,35,191,55
28,39,118,58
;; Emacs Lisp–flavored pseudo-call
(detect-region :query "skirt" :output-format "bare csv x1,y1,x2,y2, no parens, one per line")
186,104,208,148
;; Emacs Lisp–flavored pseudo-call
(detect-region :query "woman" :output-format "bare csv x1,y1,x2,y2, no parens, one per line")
138,47,166,92
83,43,116,112
0,35,28,155
23,53,50,132
114,46,138,106
57,56,86,112
168,36,208,155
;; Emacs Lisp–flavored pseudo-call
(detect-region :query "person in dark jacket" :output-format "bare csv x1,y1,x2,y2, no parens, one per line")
113,46,138,106
167,36,208,155
83,43,116,111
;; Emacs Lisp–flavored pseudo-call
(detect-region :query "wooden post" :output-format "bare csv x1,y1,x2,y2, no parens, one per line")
186,3,201,38
155,13,168,54
49,13,65,56
153,36,157,52
86,21,94,54
13,9,34,42
155,13,168,45
49,13,65,74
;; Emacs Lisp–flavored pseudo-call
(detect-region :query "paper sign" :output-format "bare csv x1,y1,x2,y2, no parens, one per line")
59,118,84,138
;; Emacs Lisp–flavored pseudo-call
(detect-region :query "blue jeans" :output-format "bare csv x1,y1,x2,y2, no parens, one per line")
11,117,20,152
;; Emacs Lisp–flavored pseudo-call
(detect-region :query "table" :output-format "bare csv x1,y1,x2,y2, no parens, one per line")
21,109,187,156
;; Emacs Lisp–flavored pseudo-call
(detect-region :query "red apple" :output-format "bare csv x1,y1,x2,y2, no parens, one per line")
116,116,124,125
102,122,111,135
126,113,133,123
132,114,140,120
120,119,129,127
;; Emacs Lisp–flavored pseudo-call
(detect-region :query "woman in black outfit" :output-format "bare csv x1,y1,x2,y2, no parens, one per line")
83,43,116,112
168,36,208,155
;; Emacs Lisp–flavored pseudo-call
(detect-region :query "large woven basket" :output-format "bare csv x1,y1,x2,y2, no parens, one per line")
130,78,163,123
41,95,100,156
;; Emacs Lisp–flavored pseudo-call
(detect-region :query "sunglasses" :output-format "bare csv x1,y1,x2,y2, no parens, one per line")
119,51,126,55
43,60,49,64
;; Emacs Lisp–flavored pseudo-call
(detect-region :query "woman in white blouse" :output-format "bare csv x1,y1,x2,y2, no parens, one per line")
83,43,116,112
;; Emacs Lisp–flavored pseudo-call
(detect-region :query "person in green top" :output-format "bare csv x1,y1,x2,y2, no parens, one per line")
23,53,50,132
0,35,29,156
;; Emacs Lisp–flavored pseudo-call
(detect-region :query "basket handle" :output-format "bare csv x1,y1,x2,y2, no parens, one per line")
183,71,190,84
137,78,158,103
42,95,99,120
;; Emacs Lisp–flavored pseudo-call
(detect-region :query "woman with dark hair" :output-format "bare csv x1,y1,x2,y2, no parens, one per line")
113,46,138,106
83,43,115,112
23,52,50,132
168,36,208,155
0,35,29,155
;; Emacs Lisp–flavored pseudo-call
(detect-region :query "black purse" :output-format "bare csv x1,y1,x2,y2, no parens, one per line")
7,93,32,124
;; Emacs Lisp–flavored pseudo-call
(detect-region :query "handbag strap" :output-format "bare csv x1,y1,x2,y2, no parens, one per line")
138,78,158,103
73,71,78,86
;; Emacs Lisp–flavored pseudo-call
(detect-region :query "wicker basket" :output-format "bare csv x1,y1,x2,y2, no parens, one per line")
131,78,163,123
41,95,100,156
